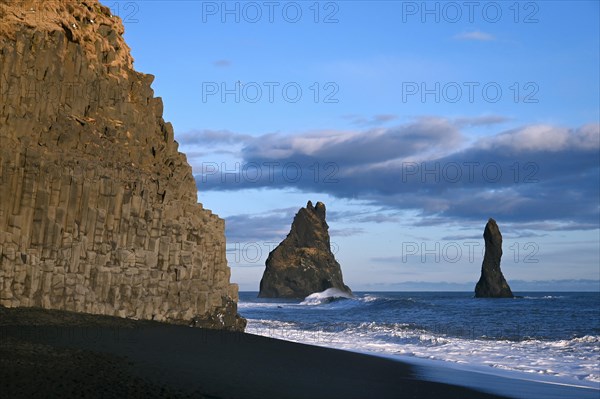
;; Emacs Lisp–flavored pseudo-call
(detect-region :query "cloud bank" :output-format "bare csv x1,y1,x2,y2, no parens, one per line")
184,119,599,230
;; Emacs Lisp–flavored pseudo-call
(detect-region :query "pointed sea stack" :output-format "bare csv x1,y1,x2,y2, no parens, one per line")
258,201,352,298
475,218,514,298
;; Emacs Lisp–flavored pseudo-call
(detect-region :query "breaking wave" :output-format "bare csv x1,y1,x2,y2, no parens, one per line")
239,291,600,385
300,288,354,306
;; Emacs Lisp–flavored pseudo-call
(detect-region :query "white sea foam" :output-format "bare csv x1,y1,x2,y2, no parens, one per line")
360,294,379,303
245,318,600,386
522,295,566,300
240,292,600,388
237,301,289,310
299,288,354,305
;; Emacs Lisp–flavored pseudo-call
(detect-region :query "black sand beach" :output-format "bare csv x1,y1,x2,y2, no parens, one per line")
0,306,511,399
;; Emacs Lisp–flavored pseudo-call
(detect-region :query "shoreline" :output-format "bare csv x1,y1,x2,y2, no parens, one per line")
2,306,597,398
371,351,600,399
242,327,600,399
240,290,600,394
1,305,508,399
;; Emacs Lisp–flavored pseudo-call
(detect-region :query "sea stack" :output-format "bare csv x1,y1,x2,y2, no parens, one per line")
259,201,352,298
0,1,244,330
475,219,514,298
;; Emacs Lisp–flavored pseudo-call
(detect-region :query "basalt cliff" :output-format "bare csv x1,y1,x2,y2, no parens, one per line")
475,218,514,298
0,0,245,330
259,201,352,298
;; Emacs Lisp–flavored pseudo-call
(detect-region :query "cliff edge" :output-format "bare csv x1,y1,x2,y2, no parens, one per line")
0,0,245,330
259,201,352,298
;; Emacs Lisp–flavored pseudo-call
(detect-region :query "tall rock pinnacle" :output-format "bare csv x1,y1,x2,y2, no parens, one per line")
475,219,514,298
259,201,352,298
0,0,245,330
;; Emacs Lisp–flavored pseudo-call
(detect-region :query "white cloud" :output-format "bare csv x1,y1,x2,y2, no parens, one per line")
453,115,511,128
212,59,231,67
453,31,496,41
242,118,464,165
477,124,600,152
190,119,599,230
343,114,398,126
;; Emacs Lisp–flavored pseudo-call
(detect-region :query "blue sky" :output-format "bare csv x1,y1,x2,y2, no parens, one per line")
109,1,599,291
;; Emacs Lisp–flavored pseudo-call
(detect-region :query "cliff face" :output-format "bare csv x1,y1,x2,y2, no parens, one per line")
0,0,245,330
475,218,514,298
259,201,352,298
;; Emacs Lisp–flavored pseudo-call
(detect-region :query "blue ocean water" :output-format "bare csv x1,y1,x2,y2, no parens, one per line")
238,290,600,386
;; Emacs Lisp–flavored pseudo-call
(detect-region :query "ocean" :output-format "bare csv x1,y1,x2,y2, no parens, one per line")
238,290,600,390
